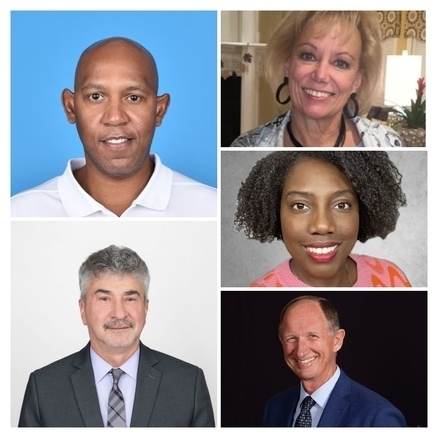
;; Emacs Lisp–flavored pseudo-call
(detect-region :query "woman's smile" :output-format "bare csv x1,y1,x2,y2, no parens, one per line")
280,157,359,286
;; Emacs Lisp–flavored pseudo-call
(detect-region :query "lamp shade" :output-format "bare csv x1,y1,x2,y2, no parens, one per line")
384,51,422,107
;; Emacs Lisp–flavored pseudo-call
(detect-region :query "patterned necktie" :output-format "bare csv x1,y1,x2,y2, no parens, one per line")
294,396,316,427
107,368,126,427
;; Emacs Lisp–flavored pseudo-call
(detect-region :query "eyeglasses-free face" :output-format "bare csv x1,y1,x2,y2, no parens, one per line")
280,157,359,286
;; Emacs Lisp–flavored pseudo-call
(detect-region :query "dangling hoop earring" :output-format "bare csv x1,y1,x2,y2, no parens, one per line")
275,76,291,105
343,92,359,118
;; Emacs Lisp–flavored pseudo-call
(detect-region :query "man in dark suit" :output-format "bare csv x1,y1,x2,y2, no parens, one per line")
19,245,215,427
263,295,406,427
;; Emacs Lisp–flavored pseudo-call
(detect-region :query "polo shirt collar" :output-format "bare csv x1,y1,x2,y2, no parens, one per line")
57,154,172,217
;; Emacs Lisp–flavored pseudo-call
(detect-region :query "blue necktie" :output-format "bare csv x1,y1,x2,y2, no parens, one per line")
294,396,315,427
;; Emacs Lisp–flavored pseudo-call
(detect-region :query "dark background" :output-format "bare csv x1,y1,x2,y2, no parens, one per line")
221,76,241,147
221,290,427,427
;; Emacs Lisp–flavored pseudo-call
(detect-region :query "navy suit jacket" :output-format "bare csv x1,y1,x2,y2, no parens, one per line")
18,342,215,427
263,369,406,427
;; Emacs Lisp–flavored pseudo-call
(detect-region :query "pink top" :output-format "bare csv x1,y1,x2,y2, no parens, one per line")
250,254,411,287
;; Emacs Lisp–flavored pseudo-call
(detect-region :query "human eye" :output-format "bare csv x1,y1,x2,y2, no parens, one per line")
127,94,142,102
334,202,352,210
334,59,350,70
292,202,309,210
299,51,316,62
88,93,103,101
125,292,141,302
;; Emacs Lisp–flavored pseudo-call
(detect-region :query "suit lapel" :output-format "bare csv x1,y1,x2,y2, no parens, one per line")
130,343,162,427
70,345,104,427
286,390,300,427
317,370,351,427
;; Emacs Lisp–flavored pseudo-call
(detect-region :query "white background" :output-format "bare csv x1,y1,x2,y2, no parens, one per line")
3,0,435,437
10,220,217,426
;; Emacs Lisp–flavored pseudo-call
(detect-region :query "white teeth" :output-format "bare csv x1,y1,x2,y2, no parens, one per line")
307,245,337,255
304,88,332,98
298,357,316,364
106,138,128,144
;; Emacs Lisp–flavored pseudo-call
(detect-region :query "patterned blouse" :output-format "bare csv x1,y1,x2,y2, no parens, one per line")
229,110,405,147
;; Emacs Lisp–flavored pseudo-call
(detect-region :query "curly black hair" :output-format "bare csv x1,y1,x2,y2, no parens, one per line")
234,151,406,243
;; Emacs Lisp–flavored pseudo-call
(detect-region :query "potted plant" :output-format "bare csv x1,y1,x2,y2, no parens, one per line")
392,77,426,146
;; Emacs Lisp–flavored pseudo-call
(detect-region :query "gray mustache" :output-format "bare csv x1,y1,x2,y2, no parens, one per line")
104,319,134,329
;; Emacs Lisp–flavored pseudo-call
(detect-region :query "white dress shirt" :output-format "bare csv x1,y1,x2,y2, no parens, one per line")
11,154,217,217
90,346,140,427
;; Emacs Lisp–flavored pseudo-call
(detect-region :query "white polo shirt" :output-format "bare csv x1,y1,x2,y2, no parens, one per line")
11,154,217,217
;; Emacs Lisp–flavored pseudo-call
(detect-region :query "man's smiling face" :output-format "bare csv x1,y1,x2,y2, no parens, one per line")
79,272,148,360
62,38,169,180
279,299,345,394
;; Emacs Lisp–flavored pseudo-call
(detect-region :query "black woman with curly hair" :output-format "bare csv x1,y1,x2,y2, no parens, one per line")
234,151,411,287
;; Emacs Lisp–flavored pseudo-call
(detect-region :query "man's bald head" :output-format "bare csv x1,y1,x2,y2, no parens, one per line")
74,37,159,94
61,35,170,186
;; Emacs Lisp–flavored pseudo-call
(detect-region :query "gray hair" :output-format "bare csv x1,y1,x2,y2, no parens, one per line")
79,245,150,300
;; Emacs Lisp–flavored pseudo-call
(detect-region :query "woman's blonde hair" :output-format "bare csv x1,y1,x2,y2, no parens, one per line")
263,11,383,115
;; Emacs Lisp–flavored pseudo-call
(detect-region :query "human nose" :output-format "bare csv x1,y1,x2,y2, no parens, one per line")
111,299,128,319
295,338,309,357
308,207,335,235
101,99,129,126
312,60,330,83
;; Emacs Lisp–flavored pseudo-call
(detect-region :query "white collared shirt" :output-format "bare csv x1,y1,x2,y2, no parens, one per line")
11,154,217,217
293,366,341,427
90,346,140,427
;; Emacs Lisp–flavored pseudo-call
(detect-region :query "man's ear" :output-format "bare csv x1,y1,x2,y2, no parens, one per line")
144,299,149,322
155,93,170,127
333,329,345,353
62,88,76,124
79,298,87,326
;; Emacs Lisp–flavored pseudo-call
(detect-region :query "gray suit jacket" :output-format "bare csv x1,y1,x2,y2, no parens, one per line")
18,342,215,427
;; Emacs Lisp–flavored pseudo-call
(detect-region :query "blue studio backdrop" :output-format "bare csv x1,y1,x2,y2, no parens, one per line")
11,11,217,195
